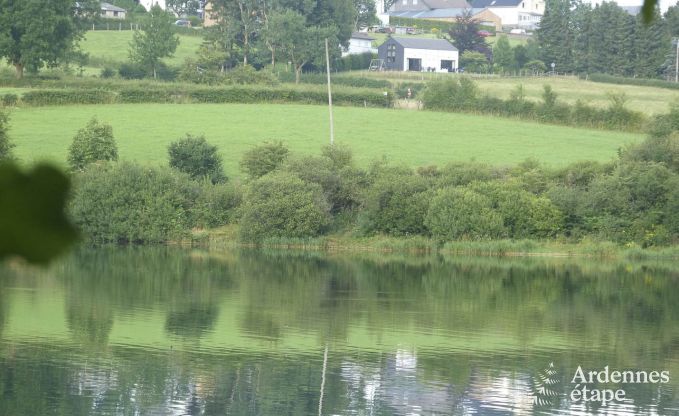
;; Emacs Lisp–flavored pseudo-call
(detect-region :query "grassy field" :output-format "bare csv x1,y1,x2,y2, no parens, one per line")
352,72,679,115
80,30,203,68
7,103,640,177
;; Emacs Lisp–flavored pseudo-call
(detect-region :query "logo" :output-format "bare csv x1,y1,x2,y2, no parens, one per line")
533,362,561,407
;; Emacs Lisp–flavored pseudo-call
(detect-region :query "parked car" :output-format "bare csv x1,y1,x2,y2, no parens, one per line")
509,28,526,34
175,19,191,27
477,30,492,37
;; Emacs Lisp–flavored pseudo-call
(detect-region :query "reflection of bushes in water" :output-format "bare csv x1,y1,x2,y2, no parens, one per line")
65,299,114,348
57,246,235,309
165,304,220,338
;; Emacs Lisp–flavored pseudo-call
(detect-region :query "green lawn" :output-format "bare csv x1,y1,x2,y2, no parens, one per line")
351,72,679,115
80,30,203,67
8,103,640,177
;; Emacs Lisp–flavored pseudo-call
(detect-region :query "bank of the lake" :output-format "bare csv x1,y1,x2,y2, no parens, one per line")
201,226,679,261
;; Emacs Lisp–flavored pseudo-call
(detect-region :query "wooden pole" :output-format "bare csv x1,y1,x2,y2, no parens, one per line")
325,38,334,146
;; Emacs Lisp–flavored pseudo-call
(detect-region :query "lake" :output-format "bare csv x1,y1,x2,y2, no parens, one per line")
0,247,677,415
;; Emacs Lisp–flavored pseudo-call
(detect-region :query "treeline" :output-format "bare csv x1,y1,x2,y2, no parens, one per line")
537,1,679,79
57,106,679,247
421,77,646,132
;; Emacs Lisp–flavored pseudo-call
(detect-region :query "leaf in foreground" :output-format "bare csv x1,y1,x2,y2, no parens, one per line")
0,163,78,264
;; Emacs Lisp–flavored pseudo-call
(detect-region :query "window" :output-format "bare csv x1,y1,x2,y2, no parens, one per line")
387,44,396,63
113,11,119,16
522,2,525,7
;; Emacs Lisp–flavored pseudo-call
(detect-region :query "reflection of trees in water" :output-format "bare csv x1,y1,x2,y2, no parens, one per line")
165,304,219,338
65,296,114,348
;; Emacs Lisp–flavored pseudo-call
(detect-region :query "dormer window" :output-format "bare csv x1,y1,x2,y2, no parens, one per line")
522,2,525,7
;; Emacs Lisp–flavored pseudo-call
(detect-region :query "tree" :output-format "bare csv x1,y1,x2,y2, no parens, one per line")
240,141,289,178
353,0,378,30
492,35,515,73
460,50,489,73
0,0,98,79
67,118,118,171
166,0,201,17
448,10,488,55
536,0,574,72
129,5,179,79
168,134,226,183
239,172,330,242
0,111,14,161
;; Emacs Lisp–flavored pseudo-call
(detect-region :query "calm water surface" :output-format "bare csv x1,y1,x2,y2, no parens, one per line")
0,247,677,415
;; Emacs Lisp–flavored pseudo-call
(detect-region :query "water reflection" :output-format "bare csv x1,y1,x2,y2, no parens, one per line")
0,247,677,415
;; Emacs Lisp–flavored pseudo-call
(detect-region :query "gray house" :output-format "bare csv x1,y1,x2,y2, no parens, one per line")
100,2,127,19
377,37,459,72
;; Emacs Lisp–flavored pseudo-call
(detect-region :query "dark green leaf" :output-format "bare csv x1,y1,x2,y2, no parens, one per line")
0,163,78,264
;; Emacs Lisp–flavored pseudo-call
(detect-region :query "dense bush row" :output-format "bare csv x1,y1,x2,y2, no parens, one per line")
277,71,391,89
66,103,679,247
586,73,679,91
19,85,393,107
422,78,646,132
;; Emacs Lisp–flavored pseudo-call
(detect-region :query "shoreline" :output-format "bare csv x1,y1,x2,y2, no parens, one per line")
198,227,679,261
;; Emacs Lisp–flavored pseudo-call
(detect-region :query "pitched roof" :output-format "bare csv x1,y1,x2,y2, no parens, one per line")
101,2,127,12
389,7,485,18
388,37,459,51
351,32,376,41
392,0,472,11
471,0,522,7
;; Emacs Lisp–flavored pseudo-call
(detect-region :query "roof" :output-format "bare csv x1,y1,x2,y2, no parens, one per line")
387,37,459,51
392,0,472,11
471,0,523,7
101,2,127,12
351,32,376,41
389,7,486,18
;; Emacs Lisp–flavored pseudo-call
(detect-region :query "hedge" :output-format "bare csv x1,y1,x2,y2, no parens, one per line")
586,73,679,91
17,85,394,107
21,89,117,106
277,71,391,89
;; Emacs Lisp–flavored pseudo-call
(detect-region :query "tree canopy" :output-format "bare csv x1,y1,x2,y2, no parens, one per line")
0,0,98,78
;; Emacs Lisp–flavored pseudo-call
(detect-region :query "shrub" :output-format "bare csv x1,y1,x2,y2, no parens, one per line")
239,172,330,242
21,90,116,106
425,187,506,240
240,141,289,179
191,181,242,228
422,77,478,111
1,94,18,107
67,118,118,171
0,111,14,161
360,170,432,236
524,60,547,74
168,134,226,183
118,62,147,80
223,65,279,86
69,162,198,243
100,67,116,79
283,150,366,213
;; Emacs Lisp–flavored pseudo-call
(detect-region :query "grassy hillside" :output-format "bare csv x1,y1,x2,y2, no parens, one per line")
8,103,640,177
80,30,203,68
353,72,679,115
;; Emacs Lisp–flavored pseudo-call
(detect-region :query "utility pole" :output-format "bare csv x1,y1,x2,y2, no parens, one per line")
325,38,334,146
675,38,679,83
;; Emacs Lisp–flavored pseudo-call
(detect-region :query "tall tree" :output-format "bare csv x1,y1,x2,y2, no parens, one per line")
353,0,378,30
166,0,201,16
0,0,98,79
632,10,669,78
492,35,514,73
536,0,574,72
448,10,489,56
129,5,180,78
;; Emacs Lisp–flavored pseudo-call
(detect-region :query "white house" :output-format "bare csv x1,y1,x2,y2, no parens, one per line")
100,2,127,19
471,0,545,29
139,0,166,11
343,32,378,57
378,37,459,72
